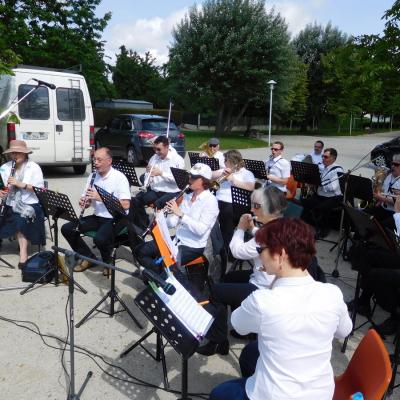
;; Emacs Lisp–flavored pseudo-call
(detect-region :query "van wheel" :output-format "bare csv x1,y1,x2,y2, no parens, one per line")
73,165,87,175
127,146,139,166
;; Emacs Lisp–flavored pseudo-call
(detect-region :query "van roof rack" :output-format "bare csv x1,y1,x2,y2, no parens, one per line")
15,64,83,74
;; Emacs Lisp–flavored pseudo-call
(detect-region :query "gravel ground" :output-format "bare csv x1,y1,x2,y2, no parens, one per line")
0,131,399,399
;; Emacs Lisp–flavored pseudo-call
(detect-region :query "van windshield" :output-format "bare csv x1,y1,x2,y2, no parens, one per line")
142,119,177,131
18,85,50,120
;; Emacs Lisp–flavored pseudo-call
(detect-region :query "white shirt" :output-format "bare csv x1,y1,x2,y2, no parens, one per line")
230,228,275,288
394,213,400,234
265,155,291,192
231,275,352,400
216,167,255,203
148,148,185,193
167,189,219,249
317,163,344,197
310,151,323,166
83,167,131,218
381,173,400,211
213,150,225,169
1,160,44,205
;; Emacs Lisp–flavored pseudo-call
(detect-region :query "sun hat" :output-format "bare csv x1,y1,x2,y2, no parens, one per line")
3,140,33,154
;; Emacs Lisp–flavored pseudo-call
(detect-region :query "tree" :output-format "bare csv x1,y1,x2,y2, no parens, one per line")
112,46,168,107
292,23,349,130
167,0,296,135
0,0,112,101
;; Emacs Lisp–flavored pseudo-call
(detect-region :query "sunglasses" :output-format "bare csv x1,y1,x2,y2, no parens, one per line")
251,202,262,209
209,144,218,148
392,162,400,167
271,147,281,151
256,246,267,254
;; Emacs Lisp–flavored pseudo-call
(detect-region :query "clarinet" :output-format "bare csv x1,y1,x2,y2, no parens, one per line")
75,171,97,231
0,159,17,218
162,184,190,217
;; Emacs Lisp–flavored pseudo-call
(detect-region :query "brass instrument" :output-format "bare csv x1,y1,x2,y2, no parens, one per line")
372,167,389,194
198,141,214,158
211,165,239,191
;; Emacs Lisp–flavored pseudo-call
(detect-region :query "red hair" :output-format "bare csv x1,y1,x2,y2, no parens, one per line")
255,218,316,270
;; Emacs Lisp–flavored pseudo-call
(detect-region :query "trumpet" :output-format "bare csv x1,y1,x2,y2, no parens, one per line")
0,159,16,219
211,165,238,191
75,171,97,231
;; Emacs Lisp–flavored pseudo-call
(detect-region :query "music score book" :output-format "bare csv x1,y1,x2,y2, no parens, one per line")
152,274,214,341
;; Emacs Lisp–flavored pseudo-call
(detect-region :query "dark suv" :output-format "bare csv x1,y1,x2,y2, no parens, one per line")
371,136,400,168
94,114,185,165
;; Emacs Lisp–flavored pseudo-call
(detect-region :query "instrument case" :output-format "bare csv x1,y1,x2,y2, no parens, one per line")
21,251,55,283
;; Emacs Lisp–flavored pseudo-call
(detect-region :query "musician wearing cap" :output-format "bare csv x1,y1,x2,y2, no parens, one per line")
0,140,45,268
370,153,400,230
61,147,131,274
209,218,352,400
200,138,225,168
134,163,219,289
301,148,344,238
264,141,291,193
130,135,185,230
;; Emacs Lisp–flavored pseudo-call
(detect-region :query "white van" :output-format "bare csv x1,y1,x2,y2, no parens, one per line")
0,65,94,174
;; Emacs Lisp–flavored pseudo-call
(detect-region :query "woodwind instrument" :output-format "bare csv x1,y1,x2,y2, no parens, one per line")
140,160,156,192
0,159,16,218
75,171,97,231
162,184,190,217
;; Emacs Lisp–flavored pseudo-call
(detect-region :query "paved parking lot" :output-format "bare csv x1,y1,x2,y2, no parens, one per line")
0,131,399,399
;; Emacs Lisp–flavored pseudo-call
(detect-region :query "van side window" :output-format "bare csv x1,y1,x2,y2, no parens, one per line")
18,85,50,120
56,88,85,121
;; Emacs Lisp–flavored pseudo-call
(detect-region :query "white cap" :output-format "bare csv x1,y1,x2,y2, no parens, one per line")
189,163,212,180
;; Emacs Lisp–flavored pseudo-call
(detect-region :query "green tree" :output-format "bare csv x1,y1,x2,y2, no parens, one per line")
292,22,349,130
0,0,112,101
168,0,296,135
112,46,168,107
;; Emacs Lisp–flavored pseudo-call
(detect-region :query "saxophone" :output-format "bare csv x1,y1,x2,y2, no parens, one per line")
198,141,214,157
372,167,389,195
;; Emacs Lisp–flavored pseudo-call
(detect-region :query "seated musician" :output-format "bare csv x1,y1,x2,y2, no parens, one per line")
0,140,45,268
199,137,225,168
61,147,131,274
348,196,400,336
130,135,185,230
209,218,352,400
212,150,255,256
369,153,400,230
264,141,291,193
301,148,344,238
309,140,324,168
134,163,219,291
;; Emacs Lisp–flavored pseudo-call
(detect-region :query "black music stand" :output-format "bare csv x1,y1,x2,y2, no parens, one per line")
120,287,200,400
20,188,85,293
112,159,141,188
75,185,142,329
171,167,190,190
291,161,321,187
243,159,268,180
188,152,200,168
196,156,219,171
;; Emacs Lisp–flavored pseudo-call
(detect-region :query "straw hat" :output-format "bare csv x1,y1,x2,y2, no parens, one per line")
3,140,33,154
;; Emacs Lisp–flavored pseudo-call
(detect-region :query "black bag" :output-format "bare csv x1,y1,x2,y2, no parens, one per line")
21,251,55,283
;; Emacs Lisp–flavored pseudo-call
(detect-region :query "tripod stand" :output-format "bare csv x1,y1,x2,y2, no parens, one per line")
20,188,86,294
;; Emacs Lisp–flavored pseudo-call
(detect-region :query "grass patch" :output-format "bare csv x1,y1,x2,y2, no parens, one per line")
183,130,267,151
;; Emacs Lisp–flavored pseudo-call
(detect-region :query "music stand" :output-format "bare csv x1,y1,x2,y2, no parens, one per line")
243,159,268,180
291,161,321,186
20,187,85,293
112,159,141,188
171,167,190,190
75,185,142,329
196,157,219,171
121,287,200,400
188,152,200,168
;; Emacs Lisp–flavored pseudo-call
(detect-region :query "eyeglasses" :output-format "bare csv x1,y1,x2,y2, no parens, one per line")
209,144,218,148
271,147,281,151
154,147,164,152
93,157,111,162
392,162,400,167
322,155,330,159
256,246,267,254
251,202,262,209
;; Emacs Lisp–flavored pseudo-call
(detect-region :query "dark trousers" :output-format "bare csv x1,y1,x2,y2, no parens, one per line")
206,270,257,343
130,189,179,229
301,194,342,229
134,239,205,295
239,340,259,378
61,215,115,263
209,378,249,400
218,200,235,253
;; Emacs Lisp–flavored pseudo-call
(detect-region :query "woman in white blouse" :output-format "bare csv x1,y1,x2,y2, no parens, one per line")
209,218,352,400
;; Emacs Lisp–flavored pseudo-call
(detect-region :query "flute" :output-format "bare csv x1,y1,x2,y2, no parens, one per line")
0,159,17,218
75,171,97,231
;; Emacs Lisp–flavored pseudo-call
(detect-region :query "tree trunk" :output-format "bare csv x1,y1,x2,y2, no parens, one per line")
215,103,225,135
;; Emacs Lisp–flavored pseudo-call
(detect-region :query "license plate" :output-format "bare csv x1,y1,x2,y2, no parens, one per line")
23,132,48,140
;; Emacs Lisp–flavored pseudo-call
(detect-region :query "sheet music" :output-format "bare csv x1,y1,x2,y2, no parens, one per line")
154,274,214,340
156,212,178,259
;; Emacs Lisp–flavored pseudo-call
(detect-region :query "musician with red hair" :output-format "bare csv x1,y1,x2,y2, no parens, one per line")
209,218,352,400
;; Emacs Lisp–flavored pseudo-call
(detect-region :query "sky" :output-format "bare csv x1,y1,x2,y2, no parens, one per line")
95,0,395,65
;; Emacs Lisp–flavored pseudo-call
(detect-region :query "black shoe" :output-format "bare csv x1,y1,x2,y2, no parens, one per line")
346,300,371,317
376,317,399,337
196,339,229,356
18,262,26,270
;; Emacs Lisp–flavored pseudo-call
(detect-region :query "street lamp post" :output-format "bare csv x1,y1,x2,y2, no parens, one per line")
267,80,277,146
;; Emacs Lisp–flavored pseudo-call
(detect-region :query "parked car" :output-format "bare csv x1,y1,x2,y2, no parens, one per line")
371,136,400,168
94,114,185,165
